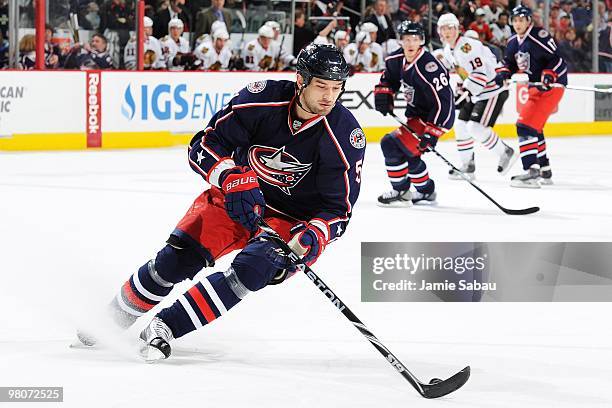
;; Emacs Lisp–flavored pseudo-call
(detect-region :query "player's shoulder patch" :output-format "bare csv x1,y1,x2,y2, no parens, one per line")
349,128,366,149
538,29,548,38
460,42,472,54
247,80,267,93
201,47,209,54
247,44,255,51
425,61,438,73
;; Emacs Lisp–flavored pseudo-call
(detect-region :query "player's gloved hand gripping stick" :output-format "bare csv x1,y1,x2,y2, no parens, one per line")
221,166,266,231
258,218,471,399
390,113,540,215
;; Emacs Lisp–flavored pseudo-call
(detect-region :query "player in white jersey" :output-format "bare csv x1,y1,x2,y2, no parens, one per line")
243,25,278,71
333,30,349,51
195,28,232,70
194,20,227,49
124,16,165,70
438,13,518,179
359,22,384,69
160,18,196,71
343,31,382,73
265,20,297,70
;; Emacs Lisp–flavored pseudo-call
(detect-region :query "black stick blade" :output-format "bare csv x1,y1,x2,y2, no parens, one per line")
503,206,540,215
420,366,471,399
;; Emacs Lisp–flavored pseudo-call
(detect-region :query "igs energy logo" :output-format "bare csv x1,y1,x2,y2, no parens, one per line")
86,71,102,148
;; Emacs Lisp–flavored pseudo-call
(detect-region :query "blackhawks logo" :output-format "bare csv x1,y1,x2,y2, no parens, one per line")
248,145,312,195
461,42,472,53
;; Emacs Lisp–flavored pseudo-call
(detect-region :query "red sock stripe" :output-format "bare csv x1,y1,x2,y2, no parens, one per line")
519,142,539,152
188,286,217,323
387,168,409,177
411,174,430,184
538,143,547,152
457,141,473,147
484,134,498,148
122,281,156,311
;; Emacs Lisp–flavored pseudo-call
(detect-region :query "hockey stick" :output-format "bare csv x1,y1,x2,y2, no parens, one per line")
511,80,612,93
257,219,470,399
390,113,540,215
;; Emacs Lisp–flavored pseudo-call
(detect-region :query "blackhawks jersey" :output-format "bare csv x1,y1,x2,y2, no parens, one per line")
188,80,366,243
443,36,505,102
159,35,191,70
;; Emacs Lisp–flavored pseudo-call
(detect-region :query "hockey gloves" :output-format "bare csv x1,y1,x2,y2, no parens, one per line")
538,70,557,92
494,67,511,86
267,223,326,269
374,84,394,116
418,123,445,152
221,166,265,232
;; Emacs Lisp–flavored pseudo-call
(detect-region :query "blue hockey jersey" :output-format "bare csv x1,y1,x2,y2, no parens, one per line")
500,25,568,85
188,80,366,243
380,47,455,130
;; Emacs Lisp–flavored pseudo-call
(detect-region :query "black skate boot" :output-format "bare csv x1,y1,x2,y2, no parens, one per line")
510,166,541,188
497,145,518,175
377,189,412,207
139,317,173,362
449,154,475,180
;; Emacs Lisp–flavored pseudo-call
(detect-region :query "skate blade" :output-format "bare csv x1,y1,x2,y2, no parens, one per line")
539,178,553,185
376,200,413,208
510,180,541,189
449,173,475,181
140,344,168,363
498,150,519,176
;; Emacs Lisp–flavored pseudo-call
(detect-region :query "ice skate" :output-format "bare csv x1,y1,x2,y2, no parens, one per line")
510,167,541,188
539,166,553,185
497,145,518,175
139,317,173,362
412,190,437,204
449,154,475,180
72,330,97,348
377,189,412,207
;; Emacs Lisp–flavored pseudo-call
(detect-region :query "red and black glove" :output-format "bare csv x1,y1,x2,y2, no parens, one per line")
538,69,557,92
374,83,394,116
418,123,445,152
220,166,265,232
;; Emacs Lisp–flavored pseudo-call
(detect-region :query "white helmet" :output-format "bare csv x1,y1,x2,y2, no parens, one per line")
143,16,154,28
334,30,349,42
464,30,479,40
168,18,184,30
437,13,460,28
210,21,227,35
258,25,275,39
360,22,378,33
355,31,372,44
212,28,230,41
265,21,281,31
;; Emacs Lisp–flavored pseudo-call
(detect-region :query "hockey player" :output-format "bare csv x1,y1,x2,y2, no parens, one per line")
160,18,198,71
334,30,350,51
373,21,454,206
194,20,227,49
124,16,164,70
79,44,366,361
194,28,232,70
265,20,298,70
494,5,566,188
360,22,385,68
243,25,277,71
343,31,382,73
437,13,517,180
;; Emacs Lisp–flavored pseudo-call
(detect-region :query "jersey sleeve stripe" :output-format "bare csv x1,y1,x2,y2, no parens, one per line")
233,101,291,109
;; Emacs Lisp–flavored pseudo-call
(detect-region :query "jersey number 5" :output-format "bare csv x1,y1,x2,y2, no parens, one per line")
355,159,363,183
433,73,449,91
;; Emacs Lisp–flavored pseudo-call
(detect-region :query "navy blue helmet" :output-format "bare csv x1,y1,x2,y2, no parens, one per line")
511,5,533,20
397,21,426,45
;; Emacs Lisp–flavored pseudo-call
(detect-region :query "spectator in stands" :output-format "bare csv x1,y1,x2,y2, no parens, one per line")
558,27,591,72
100,0,134,32
154,0,190,39
65,33,114,69
0,0,8,40
560,0,575,27
483,0,503,24
571,0,591,31
598,15,612,72
18,34,36,69
364,0,395,45
79,2,101,31
44,24,61,68
459,0,478,29
597,1,608,32
195,0,231,40
293,9,316,53
491,11,511,48
469,8,493,43
0,31,8,69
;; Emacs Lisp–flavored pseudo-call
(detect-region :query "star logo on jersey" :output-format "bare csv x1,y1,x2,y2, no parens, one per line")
248,145,312,195
515,51,531,74
400,80,415,106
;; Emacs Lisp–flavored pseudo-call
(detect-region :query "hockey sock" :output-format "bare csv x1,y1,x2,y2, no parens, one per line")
537,132,550,168
111,260,174,328
408,157,434,194
385,161,411,191
468,121,506,157
454,120,474,165
157,271,242,338
516,124,539,170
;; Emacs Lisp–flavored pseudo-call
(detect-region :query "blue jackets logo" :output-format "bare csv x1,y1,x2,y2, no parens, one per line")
121,83,233,121
248,145,312,195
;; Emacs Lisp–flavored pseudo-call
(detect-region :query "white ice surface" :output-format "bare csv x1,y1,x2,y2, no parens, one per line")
1,137,612,407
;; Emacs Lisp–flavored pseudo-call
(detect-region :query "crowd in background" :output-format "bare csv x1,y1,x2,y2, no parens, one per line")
1,0,612,72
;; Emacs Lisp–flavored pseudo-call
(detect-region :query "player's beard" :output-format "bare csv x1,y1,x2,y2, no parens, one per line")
300,93,333,116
